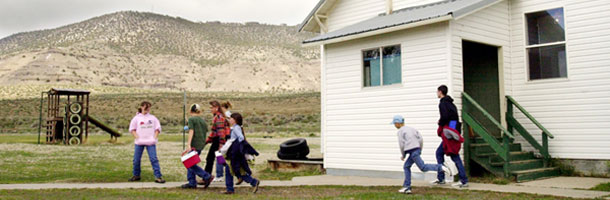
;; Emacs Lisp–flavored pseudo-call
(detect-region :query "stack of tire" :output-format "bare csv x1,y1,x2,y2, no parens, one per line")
277,138,309,160
66,102,83,145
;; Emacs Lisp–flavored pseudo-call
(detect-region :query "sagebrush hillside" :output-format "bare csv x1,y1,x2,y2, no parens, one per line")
0,11,320,92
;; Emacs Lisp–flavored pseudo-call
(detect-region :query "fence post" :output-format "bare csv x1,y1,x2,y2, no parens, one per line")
182,91,185,150
38,92,45,144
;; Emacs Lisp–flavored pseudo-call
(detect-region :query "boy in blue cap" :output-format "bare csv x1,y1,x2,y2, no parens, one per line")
392,115,451,194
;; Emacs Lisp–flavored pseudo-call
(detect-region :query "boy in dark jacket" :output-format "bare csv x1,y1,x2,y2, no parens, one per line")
433,85,469,188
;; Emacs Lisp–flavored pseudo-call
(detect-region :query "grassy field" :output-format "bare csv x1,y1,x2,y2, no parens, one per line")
0,186,577,200
591,182,610,192
0,89,320,135
0,134,322,184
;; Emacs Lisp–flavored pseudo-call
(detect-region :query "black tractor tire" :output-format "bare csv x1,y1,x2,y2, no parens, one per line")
277,148,309,160
279,138,309,153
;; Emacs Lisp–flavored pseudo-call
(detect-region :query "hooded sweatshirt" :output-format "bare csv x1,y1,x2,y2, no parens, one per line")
129,113,162,145
438,96,459,127
397,125,423,158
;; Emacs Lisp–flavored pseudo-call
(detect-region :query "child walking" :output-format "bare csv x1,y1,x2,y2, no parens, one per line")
205,101,229,182
128,101,165,183
220,112,260,194
181,104,215,189
392,115,450,194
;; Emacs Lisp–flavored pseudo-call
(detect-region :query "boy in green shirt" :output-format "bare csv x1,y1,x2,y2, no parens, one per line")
181,104,214,189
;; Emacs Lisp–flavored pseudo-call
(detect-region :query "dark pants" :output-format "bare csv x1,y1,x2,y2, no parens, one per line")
225,164,258,192
436,142,468,184
186,150,211,186
204,138,219,173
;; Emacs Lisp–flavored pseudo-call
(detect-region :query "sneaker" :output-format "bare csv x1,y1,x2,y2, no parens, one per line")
441,164,453,177
222,191,235,195
204,175,215,189
398,187,412,194
155,177,166,184
180,184,197,189
213,177,224,182
252,180,260,193
236,178,243,185
452,182,469,188
430,179,446,185
128,176,141,182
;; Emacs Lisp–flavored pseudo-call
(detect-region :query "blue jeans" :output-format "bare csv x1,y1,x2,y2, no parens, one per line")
403,148,442,188
133,144,162,178
186,150,211,186
225,164,258,192
216,162,225,178
436,142,468,184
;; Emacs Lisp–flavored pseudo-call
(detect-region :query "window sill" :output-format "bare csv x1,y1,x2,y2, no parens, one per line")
361,83,403,91
526,77,569,84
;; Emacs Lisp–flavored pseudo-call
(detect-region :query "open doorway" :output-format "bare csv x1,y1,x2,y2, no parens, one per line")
462,40,502,137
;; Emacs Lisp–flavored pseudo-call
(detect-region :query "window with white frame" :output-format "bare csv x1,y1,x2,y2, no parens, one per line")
363,45,401,87
525,7,567,80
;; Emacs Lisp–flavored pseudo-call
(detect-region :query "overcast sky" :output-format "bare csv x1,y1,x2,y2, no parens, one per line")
0,0,319,39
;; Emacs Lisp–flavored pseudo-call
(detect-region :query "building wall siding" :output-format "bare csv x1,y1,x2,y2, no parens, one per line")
326,0,444,32
323,22,450,172
508,0,610,159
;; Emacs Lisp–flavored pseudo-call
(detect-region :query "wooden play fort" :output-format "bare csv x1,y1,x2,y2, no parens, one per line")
40,88,121,145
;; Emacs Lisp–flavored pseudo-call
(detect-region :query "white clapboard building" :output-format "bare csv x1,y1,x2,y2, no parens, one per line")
299,0,610,181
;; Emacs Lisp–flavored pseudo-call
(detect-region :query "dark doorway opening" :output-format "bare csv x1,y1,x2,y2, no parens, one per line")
462,40,501,137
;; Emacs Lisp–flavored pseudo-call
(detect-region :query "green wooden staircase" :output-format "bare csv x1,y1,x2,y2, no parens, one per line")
462,92,560,182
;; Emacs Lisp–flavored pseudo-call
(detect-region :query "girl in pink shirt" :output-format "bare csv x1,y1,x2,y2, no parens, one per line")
128,101,165,183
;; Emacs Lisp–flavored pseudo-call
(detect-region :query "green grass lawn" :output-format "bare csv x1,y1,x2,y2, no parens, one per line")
0,134,322,184
0,91,321,134
0,186,576,200
590,182,610,192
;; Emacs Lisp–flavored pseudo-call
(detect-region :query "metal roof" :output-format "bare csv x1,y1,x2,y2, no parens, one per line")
298,0,326,32
302,0,502,45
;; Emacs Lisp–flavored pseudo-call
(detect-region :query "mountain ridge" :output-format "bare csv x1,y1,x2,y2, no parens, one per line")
0,11,320,92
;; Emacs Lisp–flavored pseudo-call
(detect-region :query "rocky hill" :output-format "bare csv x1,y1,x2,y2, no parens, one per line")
0,11,320,92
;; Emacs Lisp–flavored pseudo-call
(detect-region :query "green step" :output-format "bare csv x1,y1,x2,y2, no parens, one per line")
470,143,522,154
479,151,535,162
512,167,560,182
471,137,514,144
490,159,543,171
470,156,505,177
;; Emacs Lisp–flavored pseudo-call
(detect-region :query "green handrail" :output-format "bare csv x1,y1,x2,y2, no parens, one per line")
462,92,514,139
506,96,554,139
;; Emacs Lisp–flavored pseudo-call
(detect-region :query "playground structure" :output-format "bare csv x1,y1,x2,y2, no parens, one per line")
38,88,121,145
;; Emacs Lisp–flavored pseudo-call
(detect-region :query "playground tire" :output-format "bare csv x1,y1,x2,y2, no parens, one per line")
69,103,82,114
69,114,81,125
279,138,309,153
69,126,81,136
277,149,309,160
68,137,81,145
